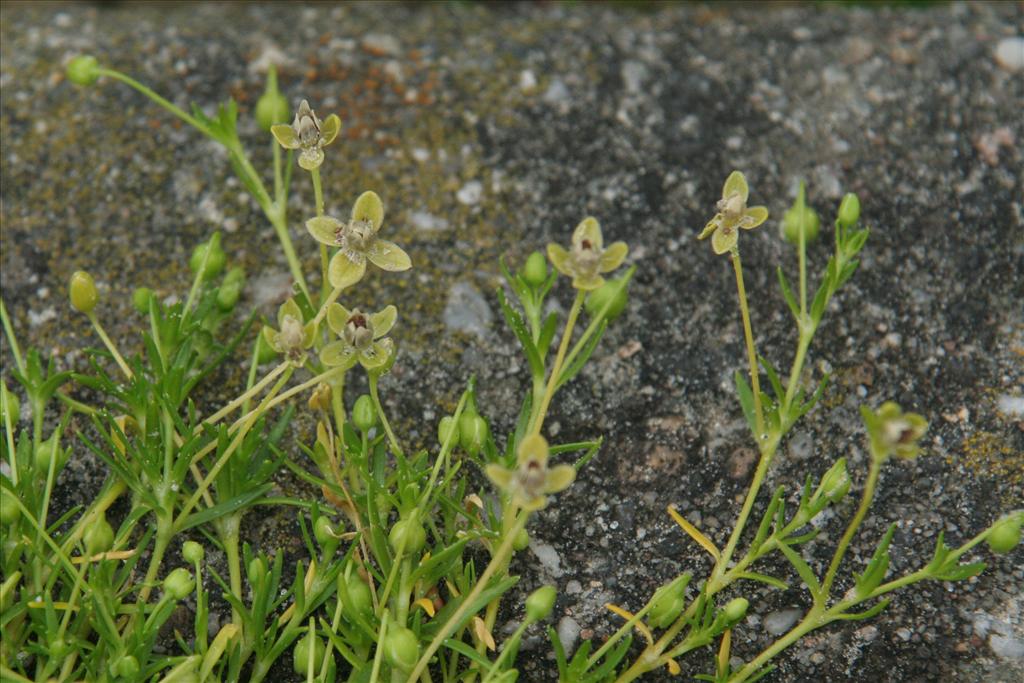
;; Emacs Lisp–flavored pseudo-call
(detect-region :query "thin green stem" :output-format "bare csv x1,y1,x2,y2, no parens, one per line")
730,249,763,441
0,298,25,374
230,366,343,431
482,620,530,683
529,290,585,435
206,361,288,425
406,513,529,683
87,313,133,380
222,514,243,626
821,458,882,598
369,374,402,456
273,140,284,207
96,68,211,134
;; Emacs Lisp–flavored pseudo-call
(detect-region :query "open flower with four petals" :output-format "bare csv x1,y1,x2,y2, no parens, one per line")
271,100,341,171
485,434,575,512
306,191,412,290
262,298,316,366
698,171,769,255
319,302,397,371
547,217,628,291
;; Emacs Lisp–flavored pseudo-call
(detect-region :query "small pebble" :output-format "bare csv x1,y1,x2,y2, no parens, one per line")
990,634,1024,660
557,616,581,656
764,608,802,636
456,180,483,206
994,37,1024,73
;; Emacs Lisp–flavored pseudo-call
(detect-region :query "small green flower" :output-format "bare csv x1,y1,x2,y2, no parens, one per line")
698,171,769,254
270,100,341,171
547,217,628,291
261,298,316,366
861,401,928,462
320,303,397,371
306,191,412,290
485,434,575,512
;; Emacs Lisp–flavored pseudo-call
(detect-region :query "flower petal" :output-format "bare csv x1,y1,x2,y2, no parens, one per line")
599,241,628,272
370,305,398,338
319,340,357,369
485,464,513,490
359,337,394,369
270,124,300,149
572,216,604,251
302,321,317,349
278,298,303,328
740,206,768,230
366,240,411,272
573,273,605,291
326,302,351,337
711,224,738,255
320,114,341,147
544,464,576,494
328,251,367,290
307,215,343,246
351,191,384,232
516,493,548,512
722,171,748,203
698,214,722,240
261,326,282,354
546,243,571,275
298,148,324,171
516,433,549,467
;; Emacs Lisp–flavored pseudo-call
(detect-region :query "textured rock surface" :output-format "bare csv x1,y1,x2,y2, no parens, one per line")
2,2,1022,681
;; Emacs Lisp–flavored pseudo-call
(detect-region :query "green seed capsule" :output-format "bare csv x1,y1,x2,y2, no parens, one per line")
458,413,487,456
338,572,374,619
521,251,548,287
512,528,530,551
0,489,20,526
66,55,100,86
182,541,204,564
292,630,326,675
255,67,290,132
69,271,99,314
33,436,65,474
0,384,20,425
84,513,114,555
248,557,267,585
352,395,377,432
987,514,1022,555
818,458,851,504
314,516,336,549
163,568,194,601
383,625,420,673
781,204,820,244
132,287,155,314
438,415,460,447
189,233,226,281
723,597,749,624
216,267,245,311
584,276,629,321
389,518,427,555
111,654,140,678
837,193,861,228
525,585,557,623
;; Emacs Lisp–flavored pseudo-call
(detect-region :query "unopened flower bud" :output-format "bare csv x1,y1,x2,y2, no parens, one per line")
256,66,291,132
248,557,267,585
0,383,20,425
521,251,548,287
66,55,100,86
292,629,326,675
216,267,245,311
389,517,427,555
182,541,204,564
512,527,530,551
314,515,336,548
525,585,557,623
84,513,114,555
69,271,98,314
838,193,861,228
584,275,629,321
781,204,820,244
819,458,851,504
438,415,460,447
352,394,376,432
163,568,194,601
458,413,487,456
308,383,332,412
723,597,749,624
132,287,155,314
383,625,419,673
1,488,21,526
986,513,1023,555
189,233,226,281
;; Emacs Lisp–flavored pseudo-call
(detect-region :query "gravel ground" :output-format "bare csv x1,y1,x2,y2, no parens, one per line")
2,2,1022,682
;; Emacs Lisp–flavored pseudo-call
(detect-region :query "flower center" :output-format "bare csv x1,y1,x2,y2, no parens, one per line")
344,219,374,251
344,311,375,349
719,193,746,222
279,315,305,360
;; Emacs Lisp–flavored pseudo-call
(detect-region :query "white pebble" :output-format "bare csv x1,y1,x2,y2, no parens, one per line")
764,608,802,636
994,37,1024,73
456,180,483,206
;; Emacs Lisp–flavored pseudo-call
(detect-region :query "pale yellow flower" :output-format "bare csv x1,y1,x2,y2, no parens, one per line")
270,100,341,171
697,171,769,254
319,303,397,371
547,217,628,291
485,434,575,512
262,298,316,366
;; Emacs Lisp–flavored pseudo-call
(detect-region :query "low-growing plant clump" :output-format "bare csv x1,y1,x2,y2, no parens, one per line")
0,55,1019,683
